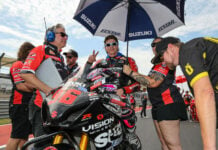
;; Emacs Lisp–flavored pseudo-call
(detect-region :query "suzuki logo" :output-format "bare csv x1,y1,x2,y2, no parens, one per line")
82,113,92,120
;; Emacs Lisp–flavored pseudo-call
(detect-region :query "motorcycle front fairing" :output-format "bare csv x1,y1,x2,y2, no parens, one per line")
41,64,124,149
42,76,92,127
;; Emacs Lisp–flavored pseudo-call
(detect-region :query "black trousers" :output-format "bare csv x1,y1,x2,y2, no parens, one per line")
141,99,147,117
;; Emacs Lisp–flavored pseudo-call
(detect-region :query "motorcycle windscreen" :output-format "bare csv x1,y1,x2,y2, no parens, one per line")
44,77,91,123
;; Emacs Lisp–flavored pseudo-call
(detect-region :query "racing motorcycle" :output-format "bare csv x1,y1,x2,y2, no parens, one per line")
22,64,141,150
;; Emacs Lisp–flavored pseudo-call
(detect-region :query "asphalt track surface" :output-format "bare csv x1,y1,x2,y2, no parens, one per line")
135,110,218,150
0,109,218,149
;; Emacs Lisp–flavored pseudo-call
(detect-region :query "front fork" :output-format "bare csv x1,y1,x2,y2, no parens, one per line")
53,132,89,150
80,133,89,150
53,134,64,144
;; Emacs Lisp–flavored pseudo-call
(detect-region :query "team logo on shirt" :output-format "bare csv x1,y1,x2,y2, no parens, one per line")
29,53,36,57
202,52,206,59
185,63,194,75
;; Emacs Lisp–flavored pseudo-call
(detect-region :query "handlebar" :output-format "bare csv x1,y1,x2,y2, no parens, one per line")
110,98,127,107
98,93,129,107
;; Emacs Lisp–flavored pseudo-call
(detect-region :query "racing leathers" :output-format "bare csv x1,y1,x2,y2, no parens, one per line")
91,52,140,94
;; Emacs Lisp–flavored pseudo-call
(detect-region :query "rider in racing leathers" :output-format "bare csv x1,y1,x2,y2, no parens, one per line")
89,35,140,97
83,35,141,149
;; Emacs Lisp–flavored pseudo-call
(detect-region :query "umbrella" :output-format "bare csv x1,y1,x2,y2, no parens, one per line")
73,0,186,55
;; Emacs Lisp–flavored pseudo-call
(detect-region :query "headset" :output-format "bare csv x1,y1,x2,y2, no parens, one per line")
45,26,56,42
43,18,64,43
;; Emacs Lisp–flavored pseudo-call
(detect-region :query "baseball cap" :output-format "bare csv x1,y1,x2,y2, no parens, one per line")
151,37,180,64
63,49,78,57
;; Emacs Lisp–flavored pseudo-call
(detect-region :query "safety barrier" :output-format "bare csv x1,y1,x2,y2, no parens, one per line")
0,74,11,119
0,99,9,119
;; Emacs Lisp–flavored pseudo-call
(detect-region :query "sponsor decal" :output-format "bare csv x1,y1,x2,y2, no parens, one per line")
94,77,105,85
24,60,32,66
90,81,102,91
80,14,96,30
159,20,175,32
102,84,117,92
27,57,35,60
108,67,122,73
71,81,86,89
26,53,36,60
185,63,194,75
71,81,88,92
97,114,104,120
87,68,103,79
48,89,81,105
93,123,122,148
91,75,103,81
13,68,21,73
88,94,99,101
100,29,121,37
14,75,19,78
82,117,114,132
129,31,152,37
78,86,88,92
58,89,81,105
103,103,121,115
82,113,92,120
29,53,36,57
88,93,99,101
14,79,23,83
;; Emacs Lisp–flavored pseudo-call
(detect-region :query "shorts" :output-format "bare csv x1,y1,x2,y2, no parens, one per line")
152,102,188,122
9,104,32,139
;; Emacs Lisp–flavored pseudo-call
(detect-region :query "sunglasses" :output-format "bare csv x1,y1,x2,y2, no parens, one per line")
105,42,118,47
66,55,73,59
151,42,157,47
56,32,68,38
